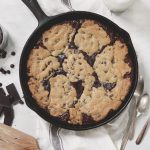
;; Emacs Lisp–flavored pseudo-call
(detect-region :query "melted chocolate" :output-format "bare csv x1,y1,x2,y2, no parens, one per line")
34,38,47,49
92,72,101,88
42,79,50,92
124,54,132,67
51,68,67,77
82,113,95,124
57,53,67,66
81,51,98,67
103,82,116,91
58,111,69,122
68,21,82,49
71,80,84,99
70,100,78,108
124,54,133,79
123,72,132,79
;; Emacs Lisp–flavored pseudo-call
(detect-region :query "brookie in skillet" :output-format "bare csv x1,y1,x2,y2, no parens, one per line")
27,20,132,125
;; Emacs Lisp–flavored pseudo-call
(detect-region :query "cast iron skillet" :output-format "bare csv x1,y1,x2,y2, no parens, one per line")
20,0,138,130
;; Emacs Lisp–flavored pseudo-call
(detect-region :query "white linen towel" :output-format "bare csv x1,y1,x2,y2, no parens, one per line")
36,118,118,150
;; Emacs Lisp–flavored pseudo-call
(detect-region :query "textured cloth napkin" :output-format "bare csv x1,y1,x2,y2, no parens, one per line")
36,117,119,150
34,1,129,150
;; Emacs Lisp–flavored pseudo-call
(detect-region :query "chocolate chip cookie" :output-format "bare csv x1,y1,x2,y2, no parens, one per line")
27,20,132,125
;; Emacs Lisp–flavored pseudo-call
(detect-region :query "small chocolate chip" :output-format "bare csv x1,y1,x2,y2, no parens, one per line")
6,70,11,74
10,64,15,68
11,51,16,56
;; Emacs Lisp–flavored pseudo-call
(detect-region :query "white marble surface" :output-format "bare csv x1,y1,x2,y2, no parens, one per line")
0,0,150,150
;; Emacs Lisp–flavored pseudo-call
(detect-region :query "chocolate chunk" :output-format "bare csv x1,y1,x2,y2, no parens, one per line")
10,64,15,68
103,82,116,91
0,88,5,96
0,50,7,58
3,107,14,126
42,79,50,92
0,88,11,107
6,83,22,105
0,106,3,116
58,111,69,122
82,113,95,124
0,68,7,75
92,72,101,88
11,51,16,56
71,80,84,99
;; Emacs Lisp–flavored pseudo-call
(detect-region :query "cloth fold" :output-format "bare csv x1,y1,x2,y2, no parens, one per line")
36,118,119,150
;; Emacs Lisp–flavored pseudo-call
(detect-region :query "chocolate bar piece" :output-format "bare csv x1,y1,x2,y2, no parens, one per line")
6,83,24,104
0,106,3,116
0,88,11,107
3,107,14,126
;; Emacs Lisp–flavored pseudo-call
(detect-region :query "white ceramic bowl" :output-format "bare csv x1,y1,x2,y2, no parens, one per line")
0,25,8,49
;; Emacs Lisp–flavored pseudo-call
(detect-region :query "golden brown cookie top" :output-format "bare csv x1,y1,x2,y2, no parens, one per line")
27,19,133,125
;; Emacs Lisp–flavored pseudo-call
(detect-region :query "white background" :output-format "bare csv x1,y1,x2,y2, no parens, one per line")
0,0,150,149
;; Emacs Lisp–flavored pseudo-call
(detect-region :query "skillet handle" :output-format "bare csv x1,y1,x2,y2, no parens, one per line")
22,0,49,26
